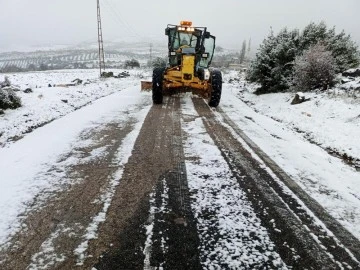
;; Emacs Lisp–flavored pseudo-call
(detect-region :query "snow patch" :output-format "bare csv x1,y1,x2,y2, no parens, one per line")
221,72,360,240
74,103,151,265
181,97,287,269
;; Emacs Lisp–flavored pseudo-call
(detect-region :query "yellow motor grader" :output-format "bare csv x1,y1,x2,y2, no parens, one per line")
142,21,222,107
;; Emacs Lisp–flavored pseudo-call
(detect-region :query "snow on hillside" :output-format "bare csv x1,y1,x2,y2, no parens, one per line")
0,69,150,147
0,41,167,71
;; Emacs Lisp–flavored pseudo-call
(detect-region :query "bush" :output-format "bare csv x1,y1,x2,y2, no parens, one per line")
299,22,359,73
124,59,140,69
0,88,22,110
150,57,167,69
247,22,360,94
0,76,11,88
293,43,335,91
247,28,299,93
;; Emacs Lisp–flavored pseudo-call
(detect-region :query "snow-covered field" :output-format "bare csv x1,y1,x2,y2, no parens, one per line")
0,69,149,147
0,68,359,255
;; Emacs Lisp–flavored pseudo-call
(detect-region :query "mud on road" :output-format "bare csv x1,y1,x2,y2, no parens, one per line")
0,96,359,269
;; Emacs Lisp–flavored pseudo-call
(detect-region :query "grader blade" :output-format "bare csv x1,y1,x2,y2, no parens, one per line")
141,81,152,91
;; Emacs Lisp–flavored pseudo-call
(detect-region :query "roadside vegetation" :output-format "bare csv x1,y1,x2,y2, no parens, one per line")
246,22,360,94
0,77,22,112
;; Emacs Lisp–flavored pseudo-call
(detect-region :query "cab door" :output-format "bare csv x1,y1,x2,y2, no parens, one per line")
199,35,215,68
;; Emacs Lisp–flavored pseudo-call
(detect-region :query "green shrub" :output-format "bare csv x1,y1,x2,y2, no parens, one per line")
247,22,360,94
0,88,22,110
124,59,140,69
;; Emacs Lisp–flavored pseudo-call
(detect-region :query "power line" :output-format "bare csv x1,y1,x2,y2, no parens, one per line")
105,0,142,38
100,0,161,46
102,0,143,40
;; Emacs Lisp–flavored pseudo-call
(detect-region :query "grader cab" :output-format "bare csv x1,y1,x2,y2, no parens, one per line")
143,21,222,107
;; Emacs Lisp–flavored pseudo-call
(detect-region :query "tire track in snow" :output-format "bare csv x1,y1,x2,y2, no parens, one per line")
182,97,287,269
93,97,201,269
216,105,360,268
142,97,202,269
192,96,359,269
0,100,151,270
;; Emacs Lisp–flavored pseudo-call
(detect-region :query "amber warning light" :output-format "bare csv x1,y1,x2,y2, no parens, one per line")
180,21,192,27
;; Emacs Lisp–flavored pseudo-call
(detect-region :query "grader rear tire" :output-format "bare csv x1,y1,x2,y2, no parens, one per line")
208,70,222,107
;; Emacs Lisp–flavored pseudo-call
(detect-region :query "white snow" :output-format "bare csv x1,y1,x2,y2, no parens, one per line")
221,70,360,239
181,97,287,269
0,69,148,147
28,225,69,270
74,101,151,265
0,71,152,252
0,68,359,267
143,177,168,270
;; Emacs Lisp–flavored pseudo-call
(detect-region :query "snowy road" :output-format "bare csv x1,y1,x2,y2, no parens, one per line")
0,74,359,269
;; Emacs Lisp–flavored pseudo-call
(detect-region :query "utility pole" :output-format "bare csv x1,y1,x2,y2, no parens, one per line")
97,0,106,77
149,43,153,67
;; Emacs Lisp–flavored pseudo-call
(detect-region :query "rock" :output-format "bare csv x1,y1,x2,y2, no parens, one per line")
342,68,360,77
301,112,312,117
61,99,68,103
48,84,52,87
0,109,4,115
291,92,305,105
229,77,240,83
56,84,75,87
341,78,353,84
101,71,114,78
24,88,33,93
117,71,130,78
72,78,83,85
116,71,131,78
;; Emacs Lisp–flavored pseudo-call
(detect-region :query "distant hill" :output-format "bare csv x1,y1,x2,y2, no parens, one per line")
0,41,167,73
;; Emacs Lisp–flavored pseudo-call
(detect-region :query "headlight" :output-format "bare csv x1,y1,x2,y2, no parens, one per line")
204,69,210,80
170,51,176,56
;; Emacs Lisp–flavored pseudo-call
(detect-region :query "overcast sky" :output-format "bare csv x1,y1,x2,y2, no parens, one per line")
0,0,359,52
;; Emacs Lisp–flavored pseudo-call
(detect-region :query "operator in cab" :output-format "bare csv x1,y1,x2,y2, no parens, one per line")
177,38,190,53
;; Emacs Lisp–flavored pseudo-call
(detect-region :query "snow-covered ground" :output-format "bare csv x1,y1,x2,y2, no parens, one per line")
0,69,153,247
0,68,359,256
181,97,286,269
221,70,360,239
0,69,149,147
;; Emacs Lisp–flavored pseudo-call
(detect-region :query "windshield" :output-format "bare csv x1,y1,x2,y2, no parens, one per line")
166,26,215,68
171,31,199,50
